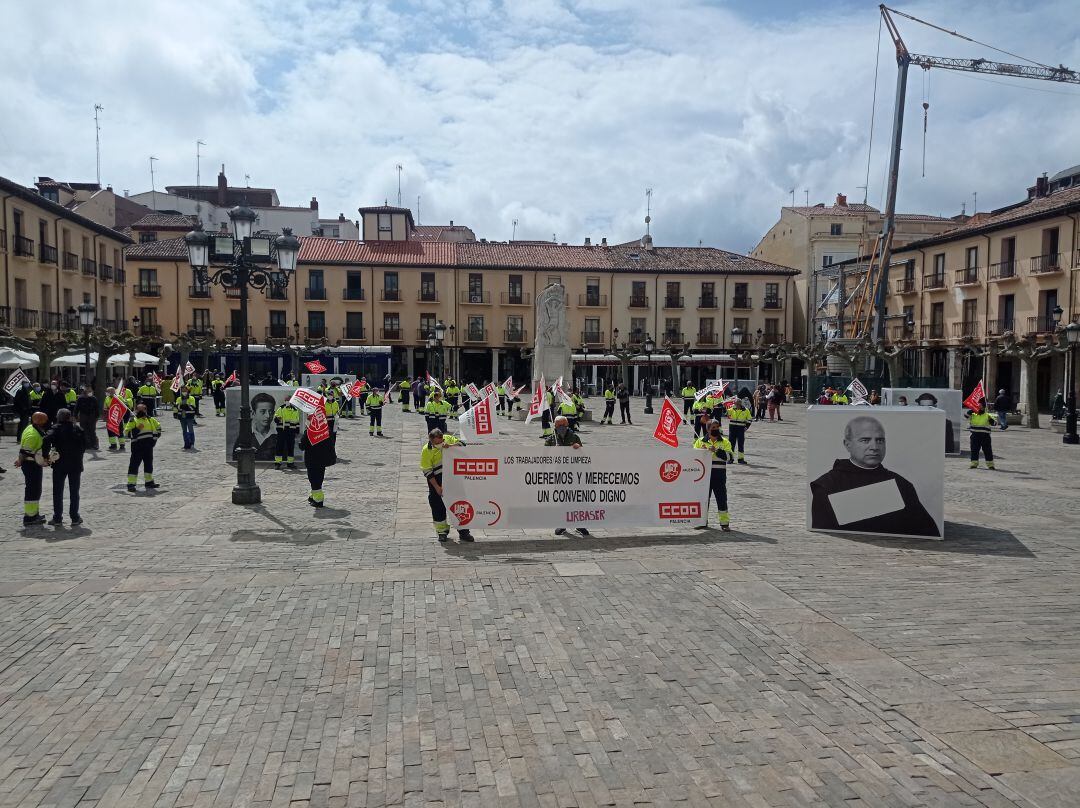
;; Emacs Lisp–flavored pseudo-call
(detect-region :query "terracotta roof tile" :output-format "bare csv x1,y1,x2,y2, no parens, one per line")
605,245,798,275
299,237,455,265
456,242,612,269
130,213,200,230
125,236,188,259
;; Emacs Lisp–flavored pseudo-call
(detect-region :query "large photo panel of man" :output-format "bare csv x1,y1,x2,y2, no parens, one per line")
806,406,944,539
225,386,307,466
881,387,963,455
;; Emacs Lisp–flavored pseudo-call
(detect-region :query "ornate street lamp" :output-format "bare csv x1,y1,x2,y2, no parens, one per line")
1064,321,1080,445
184,211,300,505
730,326,744,386
643,332,656,414
70,302,96,387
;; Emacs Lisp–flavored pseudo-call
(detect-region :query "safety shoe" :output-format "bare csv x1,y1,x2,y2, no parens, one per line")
119,446,126,452
48,517,64,526
70,516,83,525
576,528,590,537
287,463,297,470
127,484,137,492
274,463,282,470
737,459,748,465
23,515,46,526
987,462,996,470
458,531,475,542
554,528,567,535
437,531,450,543
970,462,979,469
145,481,160,489
720,524,731,532
307,496,323,508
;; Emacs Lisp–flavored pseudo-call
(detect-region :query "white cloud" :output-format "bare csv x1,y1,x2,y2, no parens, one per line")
2,0,1079,252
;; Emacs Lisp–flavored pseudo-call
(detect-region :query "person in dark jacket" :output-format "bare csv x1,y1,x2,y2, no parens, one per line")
12,380,32,436
41,408,86,526
299,424,337,508
73,386,100,450
38,380,66,423
994,389,1011,430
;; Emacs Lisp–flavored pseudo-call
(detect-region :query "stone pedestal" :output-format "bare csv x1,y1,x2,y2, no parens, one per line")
533,283,572,384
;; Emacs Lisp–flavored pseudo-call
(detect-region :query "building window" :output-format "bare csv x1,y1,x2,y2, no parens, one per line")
309,269,324,290
384,272,399,301
830,223,842,236
378,213,391,232
822,255,833,267
933,253,945,277
699,317,715,341
467,315,485,341
664,318,681,342
419,313,436,339
630,280,647,307
508,274,523,305
665,281,681,307
307,311,326,338
269,310,288,338
586,277,601,306
630,318,647,341
468,273,484,303
965,246,978,269
547,276,561,286
345,271,363,300
139,232,157,243
764,318,780,342
764,282,779,308
733,282,749,308
383,313,400,340
192,309,211,332
507,315,524,341
420,272,436,301
700,282,715,307
345,312,364,340
584,317,601,342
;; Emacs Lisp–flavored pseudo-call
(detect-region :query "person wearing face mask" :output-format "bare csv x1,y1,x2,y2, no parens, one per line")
15,412,50,525
39,380,66,423
545,416,589,536
13,380,32,436
124,404,162,491
419,428,474,543
693,419,734,531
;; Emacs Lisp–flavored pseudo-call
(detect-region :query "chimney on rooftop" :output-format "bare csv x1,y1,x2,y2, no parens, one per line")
1035,173,1049,198
217,167,227,207
836,193,847,207
601,237,608,246
338,213,345,222
584,237,591,246
450,220,454,226
309,196,318,211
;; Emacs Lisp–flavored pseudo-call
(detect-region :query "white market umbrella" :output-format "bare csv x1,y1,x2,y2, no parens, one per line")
0,348,39,369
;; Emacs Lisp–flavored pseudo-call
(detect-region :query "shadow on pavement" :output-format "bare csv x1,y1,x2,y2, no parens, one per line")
442,529,776,558
824,521,1034,558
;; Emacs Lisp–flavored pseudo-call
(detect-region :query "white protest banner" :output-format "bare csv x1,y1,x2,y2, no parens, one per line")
466,383,481,402
695,379,728,401
458,393,498,441
442,445,710,530
482,382,496,398
426,372,444,395
3,369,30,398
525,375,546,424
184,361,197,376
552,377,574,407
289,387,323,415
847,377,868,401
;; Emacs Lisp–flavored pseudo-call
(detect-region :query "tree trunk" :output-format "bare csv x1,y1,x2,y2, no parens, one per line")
884,353,903,386
1022,355,1040,429
93,352,111,402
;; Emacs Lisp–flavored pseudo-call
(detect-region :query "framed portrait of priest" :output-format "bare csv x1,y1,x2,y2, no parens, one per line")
807,406,944,539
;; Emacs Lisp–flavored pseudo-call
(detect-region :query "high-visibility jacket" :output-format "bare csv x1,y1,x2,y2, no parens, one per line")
604,389,615,400
831,393,849,405
496,385,506,396
137,384,157,399
367,392,385,410
274,405,301,430
692,399,709,415
124,416,161,443
29,389,43,405
966,411,997,432
324,399,340,420
64,389,77,404
399,381,411,393
19,424,44,460
446,384,460,397
681,385,696,399
420,435,462,478
693,435,733,467
728,405,753,426
425,399,451,416
188,379,203,396
176,395,197,416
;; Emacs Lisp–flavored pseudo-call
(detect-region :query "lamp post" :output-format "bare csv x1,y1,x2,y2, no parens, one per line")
643,333,655,414
184,210,300,505
1064,322,1080,445
730,326,744,388
579,343,590,394
72,302,96,387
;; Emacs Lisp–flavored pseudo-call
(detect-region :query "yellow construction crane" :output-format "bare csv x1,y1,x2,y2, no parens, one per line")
850,4,1080,340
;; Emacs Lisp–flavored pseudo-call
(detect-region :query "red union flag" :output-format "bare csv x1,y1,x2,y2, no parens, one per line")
426,371,444,394
305,359,327,374
653,397,681,448
106,390,129,434
224,370,238,387
963,379,986,411
306,398,331,445
459,394,497,441
289,387,323,414
525,375,546,424
184,361,196,376
349,379,365,398
170,373,183,393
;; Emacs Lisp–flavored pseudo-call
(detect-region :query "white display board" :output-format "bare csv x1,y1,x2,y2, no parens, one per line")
225,386,306,466
442,445,711,531
806,406,943,539
882,387,963,455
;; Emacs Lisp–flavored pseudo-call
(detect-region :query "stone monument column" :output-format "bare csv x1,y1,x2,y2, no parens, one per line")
532,283,572,384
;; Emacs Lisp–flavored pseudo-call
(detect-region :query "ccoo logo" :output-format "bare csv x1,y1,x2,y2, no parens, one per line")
453,458,498,476
450,500,475,526
659,460,681,483
659,502,702,519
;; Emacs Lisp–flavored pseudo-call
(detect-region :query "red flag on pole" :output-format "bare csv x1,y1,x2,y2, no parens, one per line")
106,391,129,435
653,397,681,448
306,398,331,445
224,370,238,387
305,359,327,374
184,361,196,376
963,379,986,411
348,379,365,398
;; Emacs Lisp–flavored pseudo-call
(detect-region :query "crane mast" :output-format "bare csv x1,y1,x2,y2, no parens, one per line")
850,5,1080,343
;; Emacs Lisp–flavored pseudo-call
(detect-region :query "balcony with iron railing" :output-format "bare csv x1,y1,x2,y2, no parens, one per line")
264,286,288,301
762,331,784,345
115,268,126,284
580,330,605,346
14,308,38,329
628,296,650,309
39,244,58,264
305,326,327,339
890,324,916,341
955,267,980,286
698,296,718,309
42,311,73,331
989,260,1019,281
503,329,528,343
661,331,685,345
138,324,163,338
986,319,1015,337
952,321,979,339
696,332,719,346
0,306,10,326
894,277,917,294
343,287,365,301
461,291,491,304
731,296,752,309
463,329,488,342
101,319,128,333
578,293,607,307
265,325,291,339
82,258,96,276
1027,316,1059,334
417,290,439,302
342,326,366,342
922,273,947,290
224,325,251,338
500,292,531,305
0,229,5,250
185,325,215,338
304,287,327,301
763,297,783,309
380,289,402,302
62,252,79,271
379,327,403,341
133,283,161,297
99,264,113,281
14,235,34,257
662,296,684,309
188,285,212,298
416,328,436,341
921,323,945,340
224,286,242,299
1029,253,1063,275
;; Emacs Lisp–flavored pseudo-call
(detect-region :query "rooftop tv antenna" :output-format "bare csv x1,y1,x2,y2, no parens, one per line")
395,164,403,206
645,187,653,235
512,219,518,240
196,140,206,186
94,104,103,186
149,156,159,210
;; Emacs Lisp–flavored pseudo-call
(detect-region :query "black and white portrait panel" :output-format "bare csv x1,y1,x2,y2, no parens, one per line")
806,406,944,539
225,386,306,465
882,387,963,454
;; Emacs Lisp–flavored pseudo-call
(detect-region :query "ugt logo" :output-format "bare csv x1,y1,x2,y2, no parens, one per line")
661,408,679,432
450,500,475,526
659,460,681,483
453,458,498,476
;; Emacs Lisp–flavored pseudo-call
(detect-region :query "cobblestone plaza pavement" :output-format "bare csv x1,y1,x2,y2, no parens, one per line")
1,398,1079,808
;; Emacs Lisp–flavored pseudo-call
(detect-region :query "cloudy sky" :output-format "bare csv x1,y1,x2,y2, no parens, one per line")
2,0,1079,251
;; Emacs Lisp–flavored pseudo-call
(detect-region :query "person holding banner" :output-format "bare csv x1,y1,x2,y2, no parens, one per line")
299,408,336,508
11,377,32,437
104,386,130,451
965,400,998,469
831,389,850,405
727,399,753,464
544,416,591,537
188,374,204,415
420,428,474,543
366,387,386,437
424,389,451,434
693,419,734,531
124,404,162,492
73,386,100,451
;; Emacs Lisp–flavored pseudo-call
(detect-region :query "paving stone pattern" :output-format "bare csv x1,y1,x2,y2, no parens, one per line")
1,397,1078,807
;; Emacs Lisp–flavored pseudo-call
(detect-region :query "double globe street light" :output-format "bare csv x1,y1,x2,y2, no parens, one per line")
184,206,300,505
